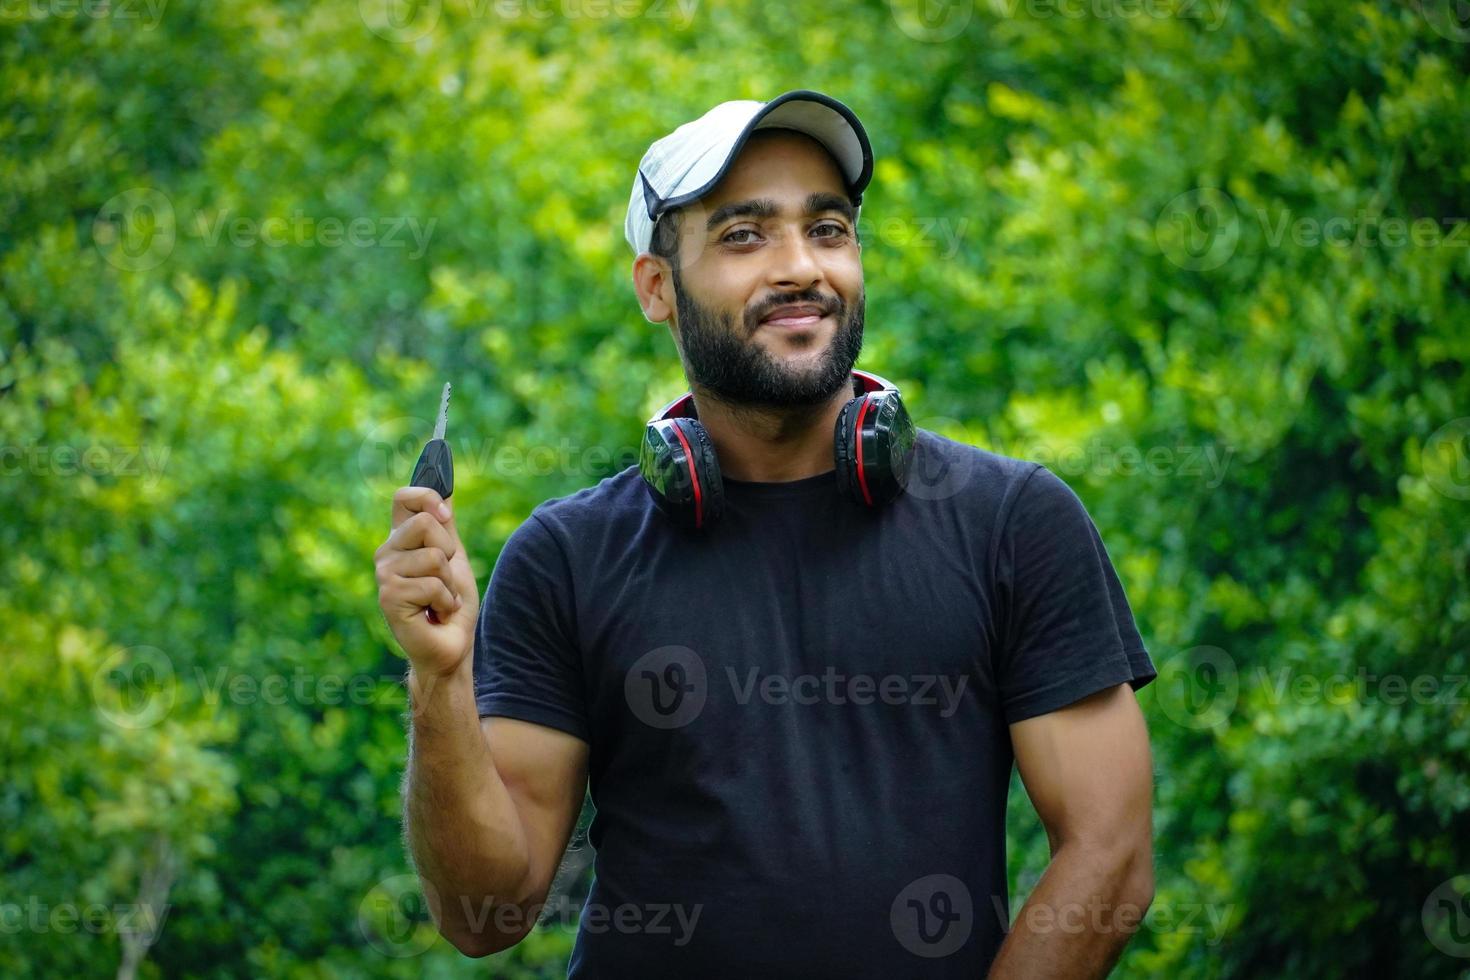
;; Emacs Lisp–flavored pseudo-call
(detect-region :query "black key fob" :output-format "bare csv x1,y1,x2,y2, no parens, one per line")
411,438,453,499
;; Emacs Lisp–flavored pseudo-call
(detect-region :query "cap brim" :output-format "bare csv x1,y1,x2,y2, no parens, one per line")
650,89,874,220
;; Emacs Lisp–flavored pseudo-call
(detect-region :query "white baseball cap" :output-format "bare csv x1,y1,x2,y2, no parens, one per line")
624,89,874,255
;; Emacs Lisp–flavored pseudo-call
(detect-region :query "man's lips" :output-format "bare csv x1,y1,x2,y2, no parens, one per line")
758,304,832,328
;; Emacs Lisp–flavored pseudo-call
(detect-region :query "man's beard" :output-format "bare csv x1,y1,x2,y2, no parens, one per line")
670,268,864,409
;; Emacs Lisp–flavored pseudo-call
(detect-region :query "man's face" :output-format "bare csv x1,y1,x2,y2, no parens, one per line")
662,129,865,409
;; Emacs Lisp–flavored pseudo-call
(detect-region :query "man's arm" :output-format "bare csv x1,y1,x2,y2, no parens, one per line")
376,486,590,957
403,665,589,957
989,682,1155,979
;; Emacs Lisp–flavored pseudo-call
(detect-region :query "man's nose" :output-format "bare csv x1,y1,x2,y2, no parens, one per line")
766,227,823,290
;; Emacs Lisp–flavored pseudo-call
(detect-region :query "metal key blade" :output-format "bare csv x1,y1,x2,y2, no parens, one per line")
432,382,451,441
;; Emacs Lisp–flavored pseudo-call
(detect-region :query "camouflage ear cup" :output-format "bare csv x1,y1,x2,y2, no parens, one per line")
639,416,725,530
833,389,917,507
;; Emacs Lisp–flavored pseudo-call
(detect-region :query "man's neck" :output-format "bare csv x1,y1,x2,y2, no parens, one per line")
688,379,855,483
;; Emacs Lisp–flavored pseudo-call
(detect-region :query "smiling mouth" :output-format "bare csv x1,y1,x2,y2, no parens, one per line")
757,302,835,330
762,312,827,328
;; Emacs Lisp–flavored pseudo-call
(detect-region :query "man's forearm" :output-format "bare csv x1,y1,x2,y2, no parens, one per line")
403,661,532,955
988,842,1154,979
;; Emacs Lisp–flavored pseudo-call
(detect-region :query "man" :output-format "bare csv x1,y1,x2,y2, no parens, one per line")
374,89,1157,978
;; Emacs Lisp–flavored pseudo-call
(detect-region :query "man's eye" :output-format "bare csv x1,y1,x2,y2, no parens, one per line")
722,229,760,245
813,222,848,239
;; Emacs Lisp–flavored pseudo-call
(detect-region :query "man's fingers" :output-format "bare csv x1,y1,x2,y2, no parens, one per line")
382,511,459,560
376,547,453,592
387,574,461,620
392,485,453,530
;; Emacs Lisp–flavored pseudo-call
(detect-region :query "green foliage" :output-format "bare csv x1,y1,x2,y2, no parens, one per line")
2,0,1466,976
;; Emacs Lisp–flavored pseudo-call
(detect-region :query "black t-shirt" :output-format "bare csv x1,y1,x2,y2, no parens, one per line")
472,429,1155,978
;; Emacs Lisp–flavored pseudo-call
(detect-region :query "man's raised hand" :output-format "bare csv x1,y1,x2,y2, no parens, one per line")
375,486,480,679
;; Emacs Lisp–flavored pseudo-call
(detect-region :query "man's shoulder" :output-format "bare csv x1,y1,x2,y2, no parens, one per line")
910,427,1044,508
525,464,650,535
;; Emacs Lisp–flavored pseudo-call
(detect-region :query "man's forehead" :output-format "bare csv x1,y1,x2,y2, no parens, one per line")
699,129,850,209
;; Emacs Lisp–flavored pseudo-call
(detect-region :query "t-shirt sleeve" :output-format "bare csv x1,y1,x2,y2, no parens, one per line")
995,464,1156,725
472,512,590,742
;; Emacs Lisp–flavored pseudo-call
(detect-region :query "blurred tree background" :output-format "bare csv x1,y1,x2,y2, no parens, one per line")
2,0,1468,976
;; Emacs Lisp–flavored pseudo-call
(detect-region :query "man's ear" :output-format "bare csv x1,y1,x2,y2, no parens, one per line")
632,253,675,325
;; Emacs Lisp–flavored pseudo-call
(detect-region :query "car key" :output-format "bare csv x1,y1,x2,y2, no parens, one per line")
410,383,454,624
411,382,454,500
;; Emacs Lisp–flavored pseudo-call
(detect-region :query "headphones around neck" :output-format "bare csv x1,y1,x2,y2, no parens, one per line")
638,370,918,530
